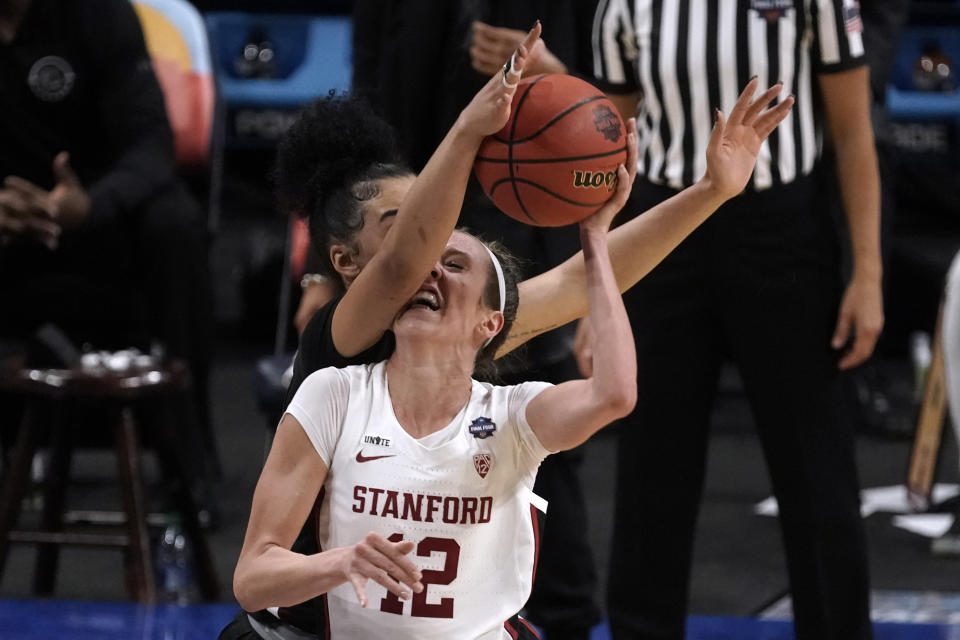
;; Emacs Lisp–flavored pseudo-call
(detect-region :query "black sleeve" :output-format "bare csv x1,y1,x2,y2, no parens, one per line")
284,295,396,404
82,0,177,224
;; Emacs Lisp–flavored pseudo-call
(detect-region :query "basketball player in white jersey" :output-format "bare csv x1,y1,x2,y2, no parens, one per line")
233,181,637,638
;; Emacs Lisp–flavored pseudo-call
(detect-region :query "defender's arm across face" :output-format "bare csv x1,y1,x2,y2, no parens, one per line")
331,23,544,358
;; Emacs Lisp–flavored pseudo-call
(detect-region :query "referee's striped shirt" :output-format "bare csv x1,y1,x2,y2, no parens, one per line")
592,0,866,191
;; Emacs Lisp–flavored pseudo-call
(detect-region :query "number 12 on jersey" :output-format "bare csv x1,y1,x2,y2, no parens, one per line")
380,533,461,619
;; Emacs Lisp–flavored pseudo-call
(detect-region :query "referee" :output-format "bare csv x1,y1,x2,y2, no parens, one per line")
590,2,882,639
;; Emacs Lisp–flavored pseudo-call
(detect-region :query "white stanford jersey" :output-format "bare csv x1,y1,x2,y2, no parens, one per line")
286,361,552,639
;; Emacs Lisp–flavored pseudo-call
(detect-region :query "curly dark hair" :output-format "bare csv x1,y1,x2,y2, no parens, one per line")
273,93,413,279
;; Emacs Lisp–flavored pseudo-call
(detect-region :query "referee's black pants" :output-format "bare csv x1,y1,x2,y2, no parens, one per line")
606,175,872,640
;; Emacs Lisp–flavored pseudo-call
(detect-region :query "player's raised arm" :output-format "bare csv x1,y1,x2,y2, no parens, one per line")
525,164,637,452
501,80,794,356
332,23,544,356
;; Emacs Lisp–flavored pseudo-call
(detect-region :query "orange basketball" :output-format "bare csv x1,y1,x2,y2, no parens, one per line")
474,74,628,227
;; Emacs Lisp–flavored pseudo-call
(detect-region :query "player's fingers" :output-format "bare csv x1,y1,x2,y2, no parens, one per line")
519,19,542,57
361,561,411,601
743,82,783,125
349,574,370,608
625,118,638,181
364,537,422,590
754,95,795,139
706,108,726,157
727,76,759,126
609,162,631,208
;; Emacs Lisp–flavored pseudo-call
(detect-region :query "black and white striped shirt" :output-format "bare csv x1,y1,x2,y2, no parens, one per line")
592,0,865,191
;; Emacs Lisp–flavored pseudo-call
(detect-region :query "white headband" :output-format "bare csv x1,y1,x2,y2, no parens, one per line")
482,245,506,349
483,245,506,314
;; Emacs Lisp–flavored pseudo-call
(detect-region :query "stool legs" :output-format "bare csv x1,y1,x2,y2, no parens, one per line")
0,403,46,579
115,406,156,603
34,408,72,595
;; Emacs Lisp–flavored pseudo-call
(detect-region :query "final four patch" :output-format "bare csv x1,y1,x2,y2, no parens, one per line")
468,417,497,439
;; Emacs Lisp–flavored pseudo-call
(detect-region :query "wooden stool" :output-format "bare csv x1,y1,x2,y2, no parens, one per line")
0,357,219,602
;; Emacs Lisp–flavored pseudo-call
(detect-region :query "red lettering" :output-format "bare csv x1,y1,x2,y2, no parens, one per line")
478,496,493,523
460,497,478,524
425,495,442,523
442,497,459,524
352,486,366,513
382,490,399,518
380,534,460,619
401,493,423,521
368,487,385,515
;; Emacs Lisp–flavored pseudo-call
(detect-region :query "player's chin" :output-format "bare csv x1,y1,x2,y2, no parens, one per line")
393,306,442,331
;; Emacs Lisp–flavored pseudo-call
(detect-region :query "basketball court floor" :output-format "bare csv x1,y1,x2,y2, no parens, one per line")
1,599,959,639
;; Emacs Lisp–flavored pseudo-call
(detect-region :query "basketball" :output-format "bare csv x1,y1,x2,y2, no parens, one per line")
474,74,628,227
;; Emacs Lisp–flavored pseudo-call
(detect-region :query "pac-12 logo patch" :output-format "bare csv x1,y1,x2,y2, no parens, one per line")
473,454,494,479
468,417,497,439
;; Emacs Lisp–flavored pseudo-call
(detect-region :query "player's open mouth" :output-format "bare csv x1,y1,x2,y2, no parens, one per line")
406,289,441,312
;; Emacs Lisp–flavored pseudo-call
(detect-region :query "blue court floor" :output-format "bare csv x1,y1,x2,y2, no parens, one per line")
1,600,959,640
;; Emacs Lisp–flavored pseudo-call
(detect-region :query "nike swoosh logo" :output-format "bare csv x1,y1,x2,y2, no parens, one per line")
356,451,398,463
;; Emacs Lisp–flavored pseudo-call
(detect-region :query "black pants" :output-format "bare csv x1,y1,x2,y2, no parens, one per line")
606,176,871,640
498,356,601,639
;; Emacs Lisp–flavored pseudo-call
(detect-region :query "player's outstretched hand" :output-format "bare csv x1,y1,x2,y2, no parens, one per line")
580,117,638,234
341,532,423,608
703,78,794,200
457,21,544,139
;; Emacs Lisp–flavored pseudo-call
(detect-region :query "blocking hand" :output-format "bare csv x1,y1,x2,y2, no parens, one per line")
703,78,794,199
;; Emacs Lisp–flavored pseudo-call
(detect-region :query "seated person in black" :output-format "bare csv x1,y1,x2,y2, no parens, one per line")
0,0,212,441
